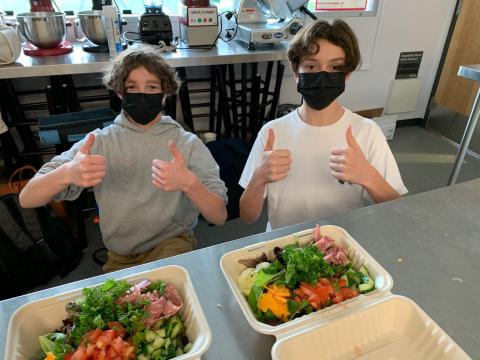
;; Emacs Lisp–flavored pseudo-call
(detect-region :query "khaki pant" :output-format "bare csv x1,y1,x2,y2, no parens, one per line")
102,231,197,273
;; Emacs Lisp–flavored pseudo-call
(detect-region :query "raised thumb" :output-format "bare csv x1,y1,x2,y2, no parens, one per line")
168,140,183,162
79,133,95,155
346,126,360,149
264,128,275,151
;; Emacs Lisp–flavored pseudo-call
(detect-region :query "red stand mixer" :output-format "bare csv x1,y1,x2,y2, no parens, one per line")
16,0,73,56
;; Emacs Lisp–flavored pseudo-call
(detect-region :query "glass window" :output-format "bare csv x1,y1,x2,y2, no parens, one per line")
2,0,181,15
3,0,376,17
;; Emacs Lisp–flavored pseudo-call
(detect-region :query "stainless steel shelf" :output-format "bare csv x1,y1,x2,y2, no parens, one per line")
0,41,289,79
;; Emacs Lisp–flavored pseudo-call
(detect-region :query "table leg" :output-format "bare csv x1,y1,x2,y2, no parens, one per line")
447,88,480,185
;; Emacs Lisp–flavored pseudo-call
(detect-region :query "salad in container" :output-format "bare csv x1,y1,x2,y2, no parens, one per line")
221,225,470,360
5,266,211,360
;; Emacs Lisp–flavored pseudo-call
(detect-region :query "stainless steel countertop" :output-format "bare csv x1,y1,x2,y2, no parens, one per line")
0,41,289,79
1,179,479,359
458,64,480,82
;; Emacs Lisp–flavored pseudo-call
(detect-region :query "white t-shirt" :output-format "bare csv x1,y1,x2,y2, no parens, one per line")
239,108,408,230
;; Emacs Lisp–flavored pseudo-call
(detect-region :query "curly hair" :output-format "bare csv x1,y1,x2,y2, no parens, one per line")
287,19,361,74
102,45,181,96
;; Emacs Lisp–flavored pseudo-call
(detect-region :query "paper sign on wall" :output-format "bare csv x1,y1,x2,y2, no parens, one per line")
315,0,367,11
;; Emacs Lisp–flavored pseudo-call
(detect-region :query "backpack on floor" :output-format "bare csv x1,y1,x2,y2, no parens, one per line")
0,193,82,300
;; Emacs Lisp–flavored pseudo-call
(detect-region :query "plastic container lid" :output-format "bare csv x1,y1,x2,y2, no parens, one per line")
272,295,471,360
4,265,211,360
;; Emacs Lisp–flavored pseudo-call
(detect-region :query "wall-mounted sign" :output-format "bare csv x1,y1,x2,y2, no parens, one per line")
395,51,423,79
315,0,367,11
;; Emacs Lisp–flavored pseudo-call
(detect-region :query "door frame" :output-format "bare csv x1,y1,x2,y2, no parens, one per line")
422,0,463,127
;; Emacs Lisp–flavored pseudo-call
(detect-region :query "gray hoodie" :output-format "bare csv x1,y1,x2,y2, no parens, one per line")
37,112,227,255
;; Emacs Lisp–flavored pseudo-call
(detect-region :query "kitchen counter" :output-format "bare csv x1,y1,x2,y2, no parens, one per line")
0,40,289,79
1,179,479,359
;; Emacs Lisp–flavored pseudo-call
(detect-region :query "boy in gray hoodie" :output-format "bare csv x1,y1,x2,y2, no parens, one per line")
19,45,228,272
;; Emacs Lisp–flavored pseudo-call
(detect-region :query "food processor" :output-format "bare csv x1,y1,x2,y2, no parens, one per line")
16,0,73,56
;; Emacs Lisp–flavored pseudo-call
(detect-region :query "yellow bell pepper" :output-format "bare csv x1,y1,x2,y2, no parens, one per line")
44,352,56,360
257,284,291,321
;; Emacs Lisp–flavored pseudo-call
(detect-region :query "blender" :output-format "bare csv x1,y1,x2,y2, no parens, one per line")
16,0,73,56
140,0,173,45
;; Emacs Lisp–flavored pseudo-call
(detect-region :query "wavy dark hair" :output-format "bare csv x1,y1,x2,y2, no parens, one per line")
287,19,361,74
102,45,181,96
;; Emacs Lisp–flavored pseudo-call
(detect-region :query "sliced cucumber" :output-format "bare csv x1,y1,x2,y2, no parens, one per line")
183,342,193,353
151,349,163,359
155,328,166,338
358,265,370,277
146,344,155,354
358,277,375,293
175,347,184,356
346,269,361,285
145,329,157,343
152,335,165,350
169,322,183,339
165,343,177,358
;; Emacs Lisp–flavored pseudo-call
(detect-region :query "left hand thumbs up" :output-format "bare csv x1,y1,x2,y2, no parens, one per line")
152,140,193,192
329,126,371,186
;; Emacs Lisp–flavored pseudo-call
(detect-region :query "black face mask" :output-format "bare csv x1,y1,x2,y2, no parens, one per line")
122,93,164,125
297,72,346,111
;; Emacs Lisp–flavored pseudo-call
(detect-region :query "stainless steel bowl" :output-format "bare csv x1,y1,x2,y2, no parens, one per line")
78,10,107,46
16,12,66,48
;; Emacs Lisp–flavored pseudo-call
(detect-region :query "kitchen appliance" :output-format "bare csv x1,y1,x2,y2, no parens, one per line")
74,0,111,52
76,10,108,52
140,0,173,45
17,0,72,56
234,0,307,49
180,0,218,47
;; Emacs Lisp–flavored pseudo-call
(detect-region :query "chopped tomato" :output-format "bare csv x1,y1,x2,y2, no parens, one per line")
107,322,126,338
340,287,359,300
71,345,87,360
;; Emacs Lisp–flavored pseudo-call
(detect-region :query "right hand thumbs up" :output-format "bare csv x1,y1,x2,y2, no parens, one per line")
258,128,291,184
67,133,106,188
79,133,95,155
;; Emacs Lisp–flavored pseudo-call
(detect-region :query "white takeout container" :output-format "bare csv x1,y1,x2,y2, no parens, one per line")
5,265,212,360
220,225,471,360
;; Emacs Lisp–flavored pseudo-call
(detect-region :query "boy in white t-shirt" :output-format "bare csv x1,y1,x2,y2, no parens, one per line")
239,19,408,230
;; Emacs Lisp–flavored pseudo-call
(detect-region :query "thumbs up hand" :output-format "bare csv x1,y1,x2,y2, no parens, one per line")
67,133,106,187
152,140,193,192
256,128,291,184
330,126,371,185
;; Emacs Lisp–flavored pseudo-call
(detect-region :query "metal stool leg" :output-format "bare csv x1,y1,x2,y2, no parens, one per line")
250,74,262,142
259,61,273,125
268,61,285,121
177,67,194,131
216,65,232,138
228,64,239,138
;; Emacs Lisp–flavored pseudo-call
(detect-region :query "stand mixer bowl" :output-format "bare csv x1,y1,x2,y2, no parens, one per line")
16,12,66,48
78,10,107,46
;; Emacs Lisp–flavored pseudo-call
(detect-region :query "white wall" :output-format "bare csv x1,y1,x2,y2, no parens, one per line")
279,0,458,121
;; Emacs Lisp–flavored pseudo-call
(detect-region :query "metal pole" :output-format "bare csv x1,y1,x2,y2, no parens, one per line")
447,87,480,185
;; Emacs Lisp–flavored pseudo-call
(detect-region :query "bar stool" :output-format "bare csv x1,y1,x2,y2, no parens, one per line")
226,60,285,143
